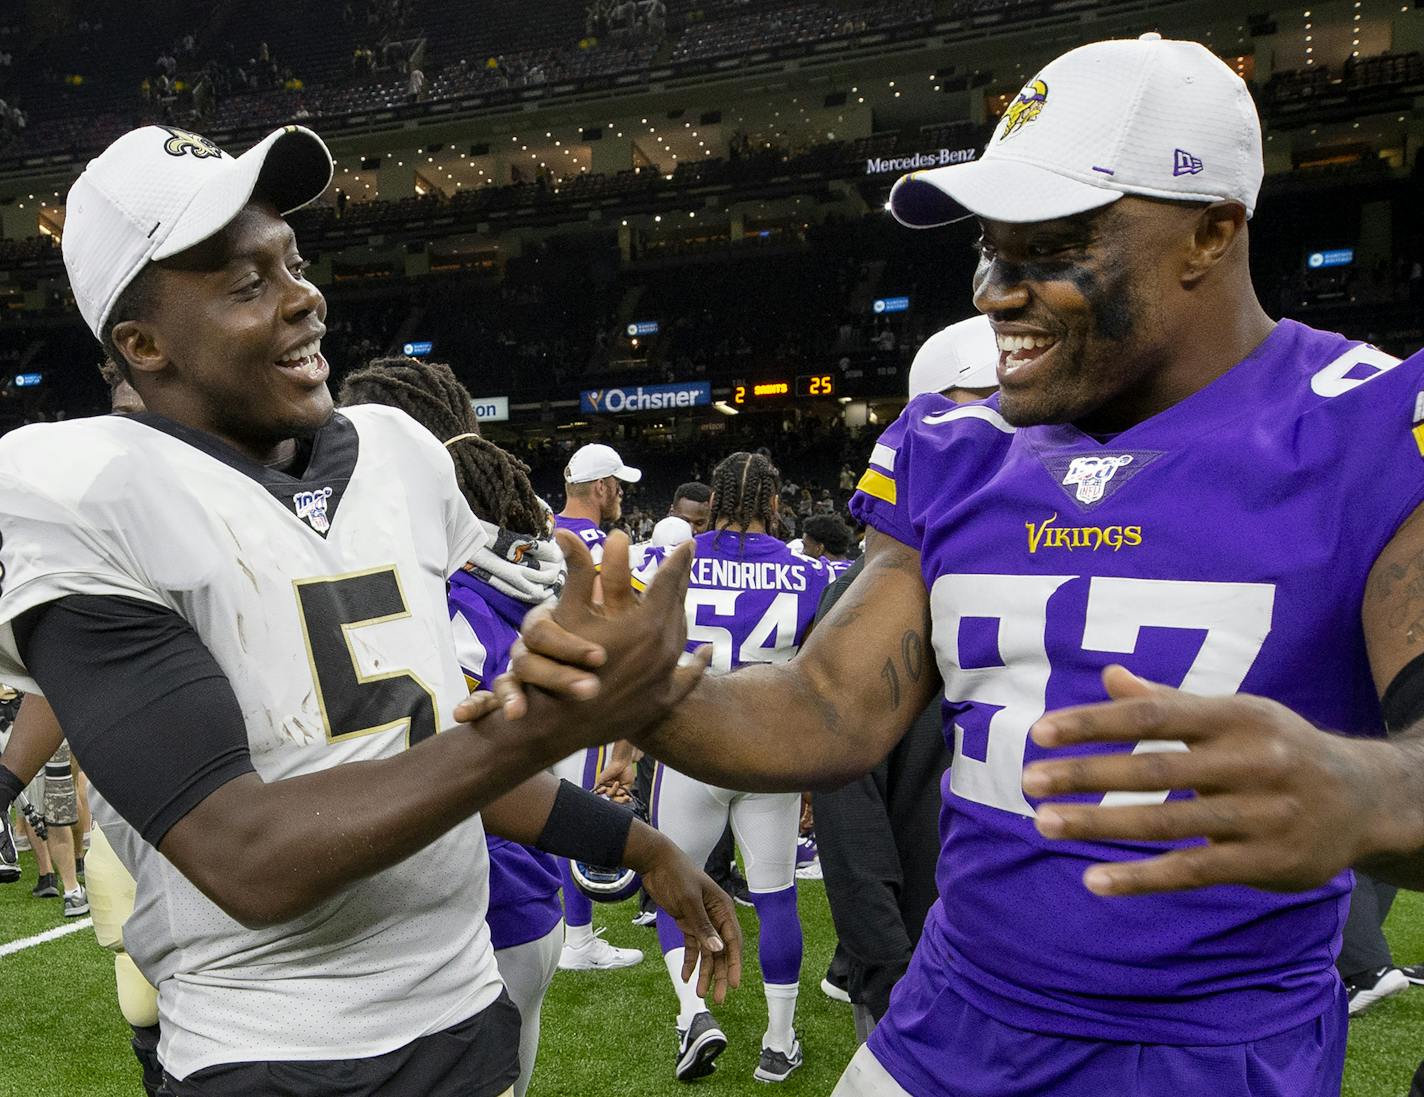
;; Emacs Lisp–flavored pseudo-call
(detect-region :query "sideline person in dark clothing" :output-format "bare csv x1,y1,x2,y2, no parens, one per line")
811,556,950,1041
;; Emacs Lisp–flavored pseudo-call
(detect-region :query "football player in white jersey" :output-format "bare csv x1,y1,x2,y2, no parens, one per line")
0,124,733,1096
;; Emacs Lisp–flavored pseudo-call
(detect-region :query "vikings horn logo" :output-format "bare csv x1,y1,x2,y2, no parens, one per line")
161,128,223,159
1000,79,1049,140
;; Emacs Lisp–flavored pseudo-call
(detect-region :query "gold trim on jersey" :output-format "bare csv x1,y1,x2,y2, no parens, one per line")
292,564,443,747
856,467,897,505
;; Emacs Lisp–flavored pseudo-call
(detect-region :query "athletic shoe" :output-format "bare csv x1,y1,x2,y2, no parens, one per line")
795,858,823,881
1397,963,1424,986
675,1011,726,1082
731,878,755,908
63,887,89,918
31,872,59,899
1346,965,1409,1015
820,973,851,1004
558,927,644,970
754,1039,803,1083
0,813,19,883
632,909,658,927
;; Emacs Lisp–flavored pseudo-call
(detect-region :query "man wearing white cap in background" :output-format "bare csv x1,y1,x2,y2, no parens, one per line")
556,442,643,574
551,440,650,972
0,124,725,1094
503,32,1424,1096
905,314,999,400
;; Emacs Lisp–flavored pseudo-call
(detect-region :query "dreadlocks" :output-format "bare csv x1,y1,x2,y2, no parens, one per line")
338,356,548,536
708,451,781,552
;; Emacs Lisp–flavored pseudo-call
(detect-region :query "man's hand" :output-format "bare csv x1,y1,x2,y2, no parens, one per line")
594,740,639,798
465,530,710,729
1021,665,1398,897
631,833,743,1003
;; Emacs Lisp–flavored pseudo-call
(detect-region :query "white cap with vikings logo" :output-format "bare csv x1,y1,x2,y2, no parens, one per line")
565,443,642,484
888,34,1263,227
63,124,333,339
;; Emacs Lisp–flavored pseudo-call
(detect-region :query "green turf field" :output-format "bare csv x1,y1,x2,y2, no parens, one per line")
2,850,1422,1096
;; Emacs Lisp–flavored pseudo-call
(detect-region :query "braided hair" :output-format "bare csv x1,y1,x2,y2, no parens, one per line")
338,356,548,536
708,451,781,552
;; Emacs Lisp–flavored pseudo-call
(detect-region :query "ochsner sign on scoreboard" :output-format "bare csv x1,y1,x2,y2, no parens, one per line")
865,147,977,175
471,396,509,422
581,381,711,414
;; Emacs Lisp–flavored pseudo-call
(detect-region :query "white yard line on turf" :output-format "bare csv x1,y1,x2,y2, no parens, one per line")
0,917,93,958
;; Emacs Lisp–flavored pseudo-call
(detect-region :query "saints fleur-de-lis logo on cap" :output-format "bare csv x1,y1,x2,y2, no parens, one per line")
161,127,222,159
999,78,1049,140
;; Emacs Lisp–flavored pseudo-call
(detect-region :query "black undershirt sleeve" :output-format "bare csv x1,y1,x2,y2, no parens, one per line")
14,595,255,847
1382,651,1424,735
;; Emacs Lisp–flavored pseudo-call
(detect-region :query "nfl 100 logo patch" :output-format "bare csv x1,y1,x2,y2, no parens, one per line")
1037,450,1163,510
294,487,335,533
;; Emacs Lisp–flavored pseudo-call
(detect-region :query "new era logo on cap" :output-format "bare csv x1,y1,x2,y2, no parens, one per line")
1173,149,1204,176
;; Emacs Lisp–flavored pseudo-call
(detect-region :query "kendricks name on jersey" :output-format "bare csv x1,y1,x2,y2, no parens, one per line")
690,556,813,592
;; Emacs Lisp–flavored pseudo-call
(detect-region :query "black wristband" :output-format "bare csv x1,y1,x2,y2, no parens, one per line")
0,763,22,814
1383,650,1424,735
534,779,634,867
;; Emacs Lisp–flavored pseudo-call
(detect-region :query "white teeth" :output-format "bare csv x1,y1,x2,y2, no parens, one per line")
277,339,321,365
995,334,1056,353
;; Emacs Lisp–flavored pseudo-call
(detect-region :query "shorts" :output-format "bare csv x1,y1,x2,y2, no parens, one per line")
43,741,77,827
849,977,1348,1097
160,991,521,1097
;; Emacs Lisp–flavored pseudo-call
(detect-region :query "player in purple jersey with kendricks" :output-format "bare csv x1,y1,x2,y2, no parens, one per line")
492,33,1424,1097
633,453,832,1085
550,441,649,970
338,360,740,1097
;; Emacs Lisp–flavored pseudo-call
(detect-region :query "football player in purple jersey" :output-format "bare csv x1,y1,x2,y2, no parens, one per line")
551,443,651,969
486,33,1424,1097
632,453,833,1084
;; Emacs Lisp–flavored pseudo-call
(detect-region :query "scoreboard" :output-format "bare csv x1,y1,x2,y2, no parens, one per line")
732,373,836,405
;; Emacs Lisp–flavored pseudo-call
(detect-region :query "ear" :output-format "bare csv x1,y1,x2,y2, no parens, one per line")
110,319,168,381
1181,202,1246,287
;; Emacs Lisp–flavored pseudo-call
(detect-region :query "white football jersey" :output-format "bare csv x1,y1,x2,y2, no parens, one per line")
0,405,503,1079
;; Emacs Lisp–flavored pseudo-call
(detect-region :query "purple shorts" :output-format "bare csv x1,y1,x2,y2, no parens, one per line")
868,977,1347,1097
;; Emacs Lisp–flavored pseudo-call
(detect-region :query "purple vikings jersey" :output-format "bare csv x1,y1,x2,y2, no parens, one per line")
554,514,607,569
635,531,833,672
447,569,563,951
849,321,1424,1078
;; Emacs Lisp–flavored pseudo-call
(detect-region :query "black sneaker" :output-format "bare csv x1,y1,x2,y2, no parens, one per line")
820,972,851,1004
731,879,755,908
31,872,59,899
1398,963,1424,986
675,1011,727,1082
1345,965,1409,1015
0,813,19,883
754,1039,803,1083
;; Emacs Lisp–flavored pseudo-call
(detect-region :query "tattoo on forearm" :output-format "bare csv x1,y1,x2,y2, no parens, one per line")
882,658,901,708
1369,554,1424,645
902,630,924,682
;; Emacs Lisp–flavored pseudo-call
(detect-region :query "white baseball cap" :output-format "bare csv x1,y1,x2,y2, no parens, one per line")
908,316,999,396
651,515,694,547
565,443,642,484
63,124,333,340
889,34,1263,228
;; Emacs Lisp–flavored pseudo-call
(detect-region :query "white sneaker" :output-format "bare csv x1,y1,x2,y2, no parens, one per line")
559,927,644,970
795,859,822,880
1346,966,1410,1015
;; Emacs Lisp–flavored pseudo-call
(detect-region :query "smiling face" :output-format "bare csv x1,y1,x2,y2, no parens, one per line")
111,201,330,462
972,197,1210,432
